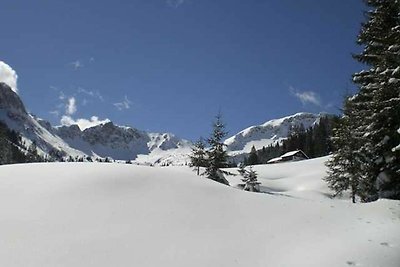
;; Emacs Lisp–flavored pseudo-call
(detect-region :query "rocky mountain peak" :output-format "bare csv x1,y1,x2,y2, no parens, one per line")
0,82,27,115
224,112,323,153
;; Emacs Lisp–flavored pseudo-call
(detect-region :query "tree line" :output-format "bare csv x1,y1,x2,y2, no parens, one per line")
0,121,44,165
244,115,339,166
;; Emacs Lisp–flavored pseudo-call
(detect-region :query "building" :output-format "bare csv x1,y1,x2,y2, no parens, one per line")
267,150,309,164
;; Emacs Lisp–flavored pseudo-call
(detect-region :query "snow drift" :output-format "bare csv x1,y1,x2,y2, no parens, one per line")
0,157,399,267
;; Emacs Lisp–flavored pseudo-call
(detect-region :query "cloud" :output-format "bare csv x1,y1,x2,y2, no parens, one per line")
49,110,60,117
60,115,110,130
66,97,77,115
289,86,321,106
167,0,185,8
0,61,18,93
77,87,104,102
70,60,83,70
113,95,132,111
50,86,66,101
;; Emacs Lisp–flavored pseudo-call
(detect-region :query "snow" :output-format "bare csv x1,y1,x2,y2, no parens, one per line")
133,146,192,166
0,158,398,267
266,156,282,163
280,149,304,158
388,78,399,84
225,112,322,154
393,127,400,152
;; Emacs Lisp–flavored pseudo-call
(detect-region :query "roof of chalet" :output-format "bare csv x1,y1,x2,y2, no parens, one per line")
267,150,309,164
280,150,308,158
267,157,282,163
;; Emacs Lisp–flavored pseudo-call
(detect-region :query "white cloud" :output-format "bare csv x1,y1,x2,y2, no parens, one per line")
66,97,77,115
60,115,110,130
167,0,185,8
70,60,83,70
49,110,60,117
290,86,321,106
50,86,66,100
0,61,18,93
77,87,104,102
114,95,132,111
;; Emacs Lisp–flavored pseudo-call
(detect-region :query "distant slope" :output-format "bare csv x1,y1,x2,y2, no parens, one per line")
225,112,324,154
0,158,398,267
226,156,331,199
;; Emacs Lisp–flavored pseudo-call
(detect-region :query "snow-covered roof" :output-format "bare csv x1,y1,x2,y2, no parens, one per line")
281,150,308,159
267,157,282,163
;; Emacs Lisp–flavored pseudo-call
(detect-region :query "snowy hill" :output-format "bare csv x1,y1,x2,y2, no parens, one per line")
0,157,398,267
0,82,191,162
225,112,325,155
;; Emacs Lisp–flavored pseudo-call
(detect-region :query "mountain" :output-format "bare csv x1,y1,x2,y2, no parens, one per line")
0,81,333,165
0,82,191,164
225,112,327,155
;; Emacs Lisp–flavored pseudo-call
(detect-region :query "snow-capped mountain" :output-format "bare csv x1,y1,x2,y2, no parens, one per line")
225,112,326,155
53,121,191,161
0,82,191,163
1,81,333,165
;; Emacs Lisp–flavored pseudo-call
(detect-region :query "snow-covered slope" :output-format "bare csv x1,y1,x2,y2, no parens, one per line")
0,82,191,161
0,158,398,267
0,82,86,157
53,122,191,161
225,112,324,154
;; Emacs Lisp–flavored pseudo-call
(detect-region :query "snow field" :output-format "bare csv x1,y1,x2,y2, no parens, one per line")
0,158,398,267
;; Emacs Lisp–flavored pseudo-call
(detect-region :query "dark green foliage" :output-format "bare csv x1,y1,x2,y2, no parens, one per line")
325,99,364,203
204,114,230,185
190,137,207,175
26,141,44,163
238,164,261,192
251,115,338,165
246,145,259,166
48,149,66,162
0,121,43,165
327,0,400,201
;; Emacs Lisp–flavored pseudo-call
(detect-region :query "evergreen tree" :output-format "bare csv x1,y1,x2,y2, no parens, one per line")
326,0,400,202
325,98,364,203
247,145,259,166
238,164,261,192
351,0,400,200
204,114,230,185
190,137,207,175
26,141,43,163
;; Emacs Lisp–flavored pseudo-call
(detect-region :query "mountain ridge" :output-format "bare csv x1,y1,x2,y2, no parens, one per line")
0,81,333,165
0,82,191,163
225,112,328,154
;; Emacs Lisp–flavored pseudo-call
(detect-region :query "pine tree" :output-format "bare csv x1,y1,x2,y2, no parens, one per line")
204,114,230,185
238,164,261,192
325,98,364,203
350,0,400,200
190,137,207,175
247,145,259,166
326,0,400,202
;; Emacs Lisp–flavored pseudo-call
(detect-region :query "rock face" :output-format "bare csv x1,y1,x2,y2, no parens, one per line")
0,82,191,162
225,112,324,153
0,82,27,115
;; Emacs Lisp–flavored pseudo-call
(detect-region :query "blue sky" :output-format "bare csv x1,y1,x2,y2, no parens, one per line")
0,0,365,140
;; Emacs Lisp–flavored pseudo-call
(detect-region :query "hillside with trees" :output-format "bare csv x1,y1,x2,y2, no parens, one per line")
243,115,339,165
